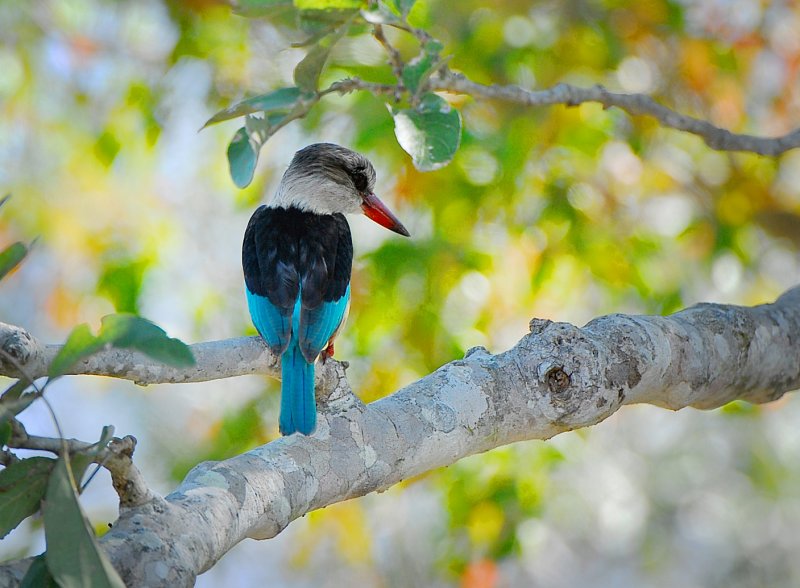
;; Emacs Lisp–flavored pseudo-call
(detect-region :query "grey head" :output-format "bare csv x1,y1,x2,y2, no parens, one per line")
269,143,377,215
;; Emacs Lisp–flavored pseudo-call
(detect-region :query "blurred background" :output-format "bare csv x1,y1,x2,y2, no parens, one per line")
1,0,800,586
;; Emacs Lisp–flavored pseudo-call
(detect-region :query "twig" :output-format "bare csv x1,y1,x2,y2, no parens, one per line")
322,77,397,98
7,421,154,508
372,24,405,102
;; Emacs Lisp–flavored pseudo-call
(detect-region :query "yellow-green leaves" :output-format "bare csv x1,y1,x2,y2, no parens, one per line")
293,20,350,94
401,40,445,96
43,457,126,588
0,242,27,282
49,324,106,379
208,10,351,188
393,94,462,171
295,0,363,8
230,0,294,17
207,4,464,185
49,314,195,379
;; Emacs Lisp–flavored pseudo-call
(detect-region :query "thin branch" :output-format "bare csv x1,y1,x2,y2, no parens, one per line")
0,326,281,385
429,70,800,156
321,77,397,98
372,24,405,102
319,66,800,156
6,421,154,508
384,17,434,46
0,448,18,466
0,347,69,462
373,5,800,155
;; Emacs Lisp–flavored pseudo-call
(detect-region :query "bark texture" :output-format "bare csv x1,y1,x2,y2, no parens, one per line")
0,287,799,586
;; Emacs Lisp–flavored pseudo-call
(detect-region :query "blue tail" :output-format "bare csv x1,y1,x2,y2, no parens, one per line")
279,341,316,435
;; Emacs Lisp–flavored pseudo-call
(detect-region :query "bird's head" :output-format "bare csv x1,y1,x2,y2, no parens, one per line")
270,143,410,237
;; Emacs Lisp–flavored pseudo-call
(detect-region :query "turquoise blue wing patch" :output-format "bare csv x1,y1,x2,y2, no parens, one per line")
297,285,350,362
246,287,292,354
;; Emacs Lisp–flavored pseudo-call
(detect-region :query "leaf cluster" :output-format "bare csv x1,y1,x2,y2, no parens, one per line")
0,205,195,585
203,0,461,186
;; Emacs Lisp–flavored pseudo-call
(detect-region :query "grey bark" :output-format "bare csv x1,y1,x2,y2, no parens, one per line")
429,72,800,156
325,74,800,157
0,286,799,586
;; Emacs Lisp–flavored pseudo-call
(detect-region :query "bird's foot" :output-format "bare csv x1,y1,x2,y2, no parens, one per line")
321,343,335,363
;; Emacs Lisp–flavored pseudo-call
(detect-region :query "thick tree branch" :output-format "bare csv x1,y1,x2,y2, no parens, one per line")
1,287,799,586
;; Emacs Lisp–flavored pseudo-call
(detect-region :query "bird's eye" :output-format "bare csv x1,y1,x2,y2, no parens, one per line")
352,170,368,192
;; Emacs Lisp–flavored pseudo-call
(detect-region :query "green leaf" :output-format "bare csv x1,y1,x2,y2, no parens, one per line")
402,40,446,95
0,242,27,282
44,457,125,588
93,131,121,168
49,314,194,377
231,0,295,17
98,314,195,368
361,6,399,24
392,93,462,171
294,44,331,94
202,87,301,128
388,0,415,16
296,2,360,34
0,457,55,539
68,453,95,490
294,44,330,94
293,20,349,94
21,554,59,588
227,126,259,189
0,379,38,442
401,56,434,94
295,0,363,9
97,256,151,314
0,394,37,422
1,379,29,403
48,324,104,379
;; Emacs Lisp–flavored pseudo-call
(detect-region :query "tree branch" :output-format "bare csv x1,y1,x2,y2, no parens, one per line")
321,68,800,156
0,327,281,385
430,71,800,155
2,286,799,586
5,420,153,509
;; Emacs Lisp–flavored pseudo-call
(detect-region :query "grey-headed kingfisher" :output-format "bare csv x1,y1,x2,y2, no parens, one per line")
242,143,410,435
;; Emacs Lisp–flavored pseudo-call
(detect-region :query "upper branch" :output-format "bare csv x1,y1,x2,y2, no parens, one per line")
430,71,800,155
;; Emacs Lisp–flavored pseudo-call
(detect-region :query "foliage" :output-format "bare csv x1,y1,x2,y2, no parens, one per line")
0,208,194,585
203,0,464,185
1,0,799,586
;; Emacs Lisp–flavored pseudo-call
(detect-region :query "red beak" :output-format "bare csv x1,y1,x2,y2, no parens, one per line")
361,193,410,237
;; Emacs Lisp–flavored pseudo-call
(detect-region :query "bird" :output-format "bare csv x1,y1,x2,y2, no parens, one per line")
242,143,410,436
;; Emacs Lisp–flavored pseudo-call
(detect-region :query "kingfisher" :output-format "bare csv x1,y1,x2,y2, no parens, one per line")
242,143,410,436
